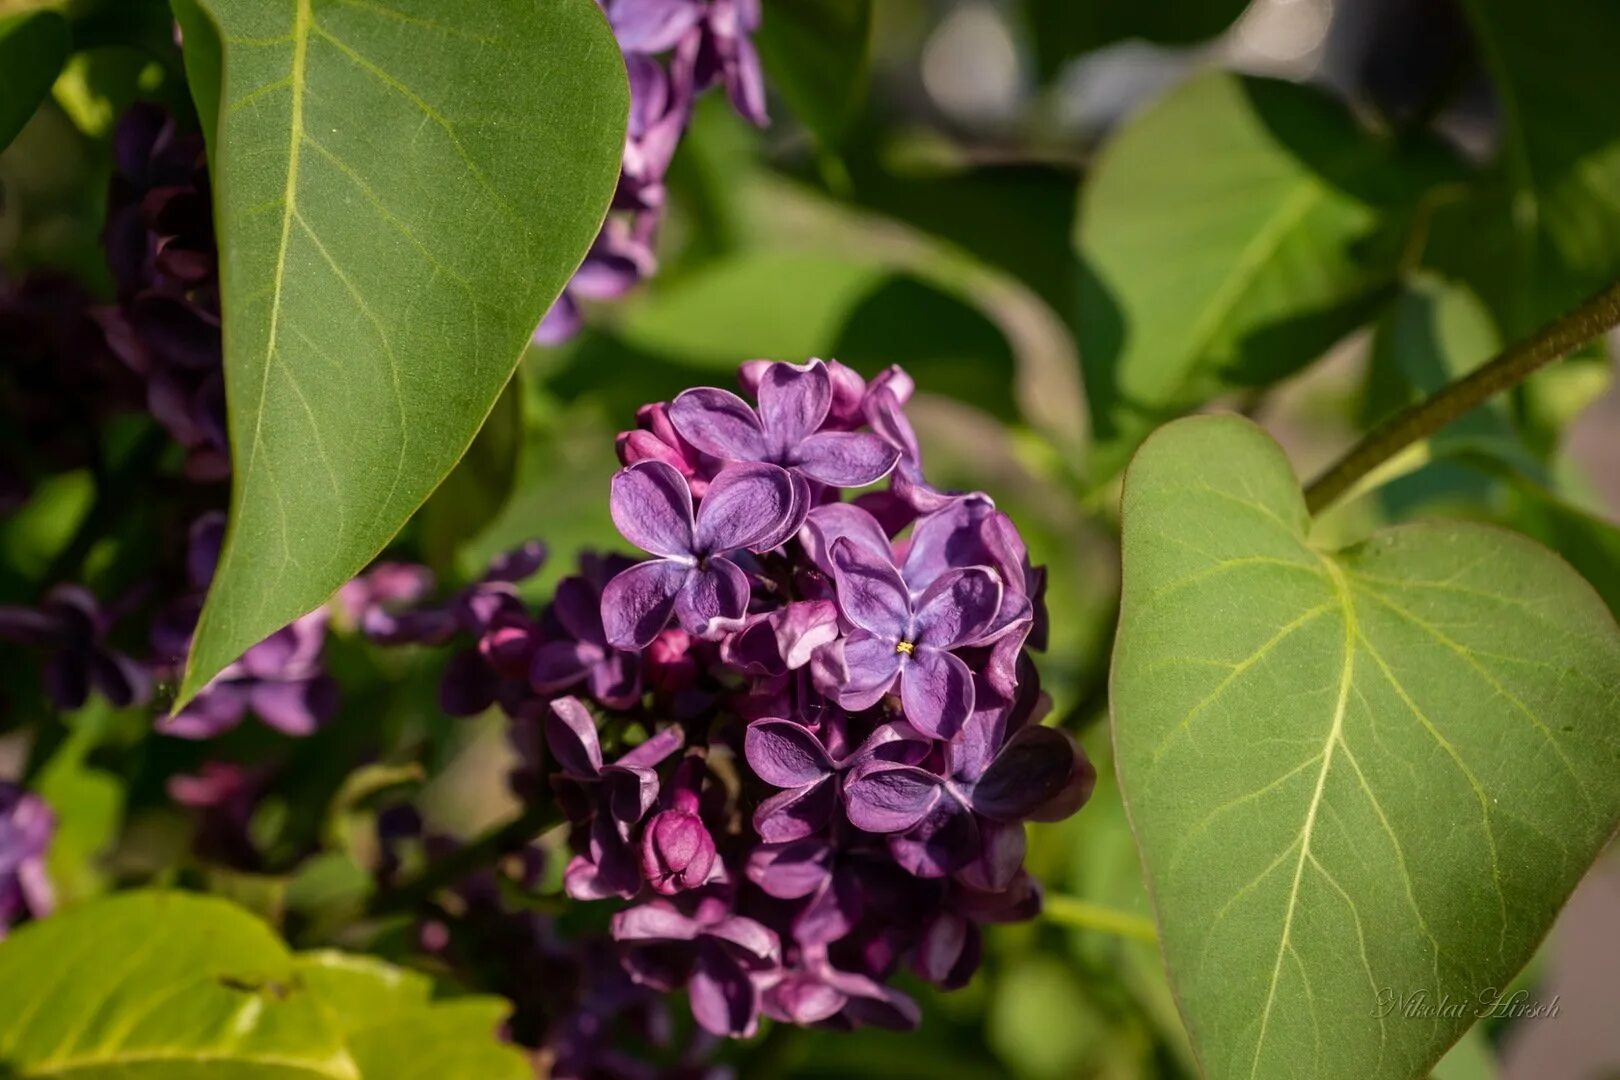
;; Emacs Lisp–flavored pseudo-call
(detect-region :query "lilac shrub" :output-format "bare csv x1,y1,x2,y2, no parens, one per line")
367,357,1094,1040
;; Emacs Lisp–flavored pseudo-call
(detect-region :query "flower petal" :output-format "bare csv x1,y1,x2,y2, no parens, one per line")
689,947,761,1038
610,461,696,559
973,725,1086,822
669,386,768,462
752,779,837,843
550,575,607,646
745,718,835,788
611,898,703,943
746,839,834,899
830,537,909,638
601,559,688,649
912,566,1002,650
544,696,604,778
528,640,591,693
843,761,942,834
801,502,893,577
755,359,831,451
899,647,976,740
837,629,903,711
692,462,796,554
673,556,751,639
792,431,900,488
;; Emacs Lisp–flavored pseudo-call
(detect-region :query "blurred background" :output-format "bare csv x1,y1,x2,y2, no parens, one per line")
3,0,1617,1077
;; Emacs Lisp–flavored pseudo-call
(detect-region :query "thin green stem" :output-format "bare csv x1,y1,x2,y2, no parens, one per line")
366,802,560,918
1042,893,1159,943
1304,276,1620,515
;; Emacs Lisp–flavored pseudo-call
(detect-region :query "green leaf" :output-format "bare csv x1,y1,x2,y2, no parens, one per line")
294,952,528,1080
1112,415,1620,1080
1076,72,1437,478
1438,0,1620,336
755,0,871,147
175,0,628,706
415,370,524,577
0,890,356,1077
0,7,69,152
35,704,127,904
1024,0,1249,80
609,250,1020,418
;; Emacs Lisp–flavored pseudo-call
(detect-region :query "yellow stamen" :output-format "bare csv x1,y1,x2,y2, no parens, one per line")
895,640,915,656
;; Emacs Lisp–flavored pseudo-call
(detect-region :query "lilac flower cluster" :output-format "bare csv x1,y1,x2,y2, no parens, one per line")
536,0,766,343
359,358,1092,1039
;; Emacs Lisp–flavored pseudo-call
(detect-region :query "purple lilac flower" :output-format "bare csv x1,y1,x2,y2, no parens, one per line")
537,0,767,345
530,554,643,709
0,585,152,711
601,460,798,647
669,359,901,489
0,783,54,937
611,886,781,1038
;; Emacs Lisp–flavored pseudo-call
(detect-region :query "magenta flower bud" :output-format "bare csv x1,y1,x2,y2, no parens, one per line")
640,809,717,895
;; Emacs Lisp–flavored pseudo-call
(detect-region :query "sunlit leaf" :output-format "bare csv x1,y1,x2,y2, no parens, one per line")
0,890,355,1077
1112,415,1620,1080
173,0,628,705
1076,72,1441,477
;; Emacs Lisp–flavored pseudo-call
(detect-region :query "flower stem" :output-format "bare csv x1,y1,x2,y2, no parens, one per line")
1042,893,1159,943
366,802,561,918
1303,276,1620,515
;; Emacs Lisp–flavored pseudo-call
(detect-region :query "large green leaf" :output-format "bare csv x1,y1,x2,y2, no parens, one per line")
0,891,355,1077
1434,0,1620,337
1076,73,1438,478
174,0,627,705
755,0,871,147
1112,415,1620,1080
295,952,528,1080
0,7,69,152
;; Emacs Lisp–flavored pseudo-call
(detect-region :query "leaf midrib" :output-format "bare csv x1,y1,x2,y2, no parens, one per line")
1247,553,1356,1078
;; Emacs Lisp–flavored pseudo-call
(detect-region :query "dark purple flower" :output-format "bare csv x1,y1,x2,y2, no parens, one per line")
0,783,54,937
744,718,924,842
0,585,151,711
338,562,453,644
157,607,338,739
719,600,840,677
757,947,920,1031
601,460,797,647
546,696,685,899
827,537,1001,739
531,556,642,709
669,360,899,489
844,712,1090,887
167,762,271,869
612,888,781,1038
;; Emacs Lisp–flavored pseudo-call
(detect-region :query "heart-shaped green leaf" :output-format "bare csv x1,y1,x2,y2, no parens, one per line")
0,7,70,151
174,0,627,705
1076,72,1443,478
1112,415,1620,1080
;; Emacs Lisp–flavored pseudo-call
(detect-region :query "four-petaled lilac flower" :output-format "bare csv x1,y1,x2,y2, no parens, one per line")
670,359,900,489
531,555,642,709
0,783,54,938
844,711,1091,888
828,537,1001,739
612,888,781,1038
601,459,796,647
744,718,924,842
545,696,684,900
0,585,150,711
158,607,338,739
758,947,921,1031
